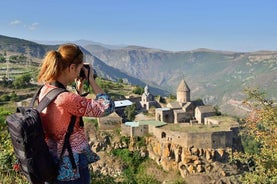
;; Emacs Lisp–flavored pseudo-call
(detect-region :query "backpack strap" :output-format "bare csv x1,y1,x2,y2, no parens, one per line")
29,85,44,109
36,88,66,113
38,82,78,170
29,84,66,112
29,84,78,170
59,116,77,170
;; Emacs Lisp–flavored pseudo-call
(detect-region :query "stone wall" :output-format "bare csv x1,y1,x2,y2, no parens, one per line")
204,117,220,125
131,125,148,137
121,124,130,136
155,108,174,123
149,126,235,149
195,111,216,124
174,110,192,123
121,124,149,137
146,136,234,178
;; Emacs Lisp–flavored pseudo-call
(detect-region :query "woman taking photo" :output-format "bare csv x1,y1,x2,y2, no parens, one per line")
37,43,114,184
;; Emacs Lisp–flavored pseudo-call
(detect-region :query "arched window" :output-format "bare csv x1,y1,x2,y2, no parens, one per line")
161,132,166,138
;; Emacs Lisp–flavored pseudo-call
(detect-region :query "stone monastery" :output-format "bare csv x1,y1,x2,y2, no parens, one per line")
100,79,240,150
155,79,217,124
97,79,242,179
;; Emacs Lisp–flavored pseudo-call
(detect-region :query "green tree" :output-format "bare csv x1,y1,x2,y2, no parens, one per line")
117,78,124,83
9,55,18,62
124,104,136,121
18,54,27,64
168,94,176,99
132,85,144,95
13,73,32,88
0,55,5,63
0,94,10,102
10,91,19,102
236,88,277,184
214,105,222,115
156,95,166,103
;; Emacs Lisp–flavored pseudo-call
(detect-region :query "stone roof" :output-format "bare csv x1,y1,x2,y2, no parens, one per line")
183,102,192,109
173,109,186,114
177,79,190,92
167,102,182,109
196,105,216,113
155,107,171,112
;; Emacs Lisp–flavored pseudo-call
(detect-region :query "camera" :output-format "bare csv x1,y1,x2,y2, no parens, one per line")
79,64,97,79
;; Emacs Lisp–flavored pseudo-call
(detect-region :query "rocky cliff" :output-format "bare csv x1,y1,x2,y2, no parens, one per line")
146,136,241,181
86,123,242,183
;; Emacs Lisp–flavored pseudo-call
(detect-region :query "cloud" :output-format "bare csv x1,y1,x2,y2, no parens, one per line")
9,19,39,31
28,23,39,30
9,20,21,25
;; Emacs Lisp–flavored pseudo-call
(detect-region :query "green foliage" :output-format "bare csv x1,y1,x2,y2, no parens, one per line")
13,73,32,88
214,105,222,115
135,173,160,184
0,55,5,63
132,85,144,95
0,108,11,129
235,88,277,184
97,79,112,92
0,92,19,102
168,94,176,99
85,117,98,130
0,94,10,102
9,55,18,62
156,95,166,103
90,171,117,184
133,136,147,148
117,78,124,83
111,148,148,184
241,134,261,154
10,91,20,101
0,108,28,183
124,104,136,121
120,136,130,145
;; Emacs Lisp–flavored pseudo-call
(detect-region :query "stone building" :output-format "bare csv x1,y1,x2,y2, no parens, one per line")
140,85,160,110
176,79,190,103
119,79,240,150
149,123,239,149
155,79,207,124
195,105,216,124
121,120,167,137
155,107,174,123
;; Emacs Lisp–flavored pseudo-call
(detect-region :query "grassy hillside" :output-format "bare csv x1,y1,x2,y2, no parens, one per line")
0,35,58,58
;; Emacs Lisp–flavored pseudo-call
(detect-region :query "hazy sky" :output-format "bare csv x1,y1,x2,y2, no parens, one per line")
1,0,277,52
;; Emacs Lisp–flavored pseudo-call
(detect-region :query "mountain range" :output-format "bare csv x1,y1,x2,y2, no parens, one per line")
1,35,276,117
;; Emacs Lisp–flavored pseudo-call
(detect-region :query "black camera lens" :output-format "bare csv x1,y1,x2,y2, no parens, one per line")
79,64,97,79
79,69,86,78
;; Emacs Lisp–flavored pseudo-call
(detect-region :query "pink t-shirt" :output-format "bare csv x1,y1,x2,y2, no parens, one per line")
39,83,108,157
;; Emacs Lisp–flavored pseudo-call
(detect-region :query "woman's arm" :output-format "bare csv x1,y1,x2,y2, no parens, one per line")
89,77,104,95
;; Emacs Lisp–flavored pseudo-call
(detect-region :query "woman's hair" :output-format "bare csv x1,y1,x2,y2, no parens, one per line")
38,44,83,82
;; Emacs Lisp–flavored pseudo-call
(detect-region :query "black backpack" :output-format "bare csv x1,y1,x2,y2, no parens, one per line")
6,86,77,184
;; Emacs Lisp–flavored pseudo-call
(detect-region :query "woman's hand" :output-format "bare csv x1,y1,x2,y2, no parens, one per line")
81,63,95,81
87,64,96,81
75,77,85,94
80,63,103,94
